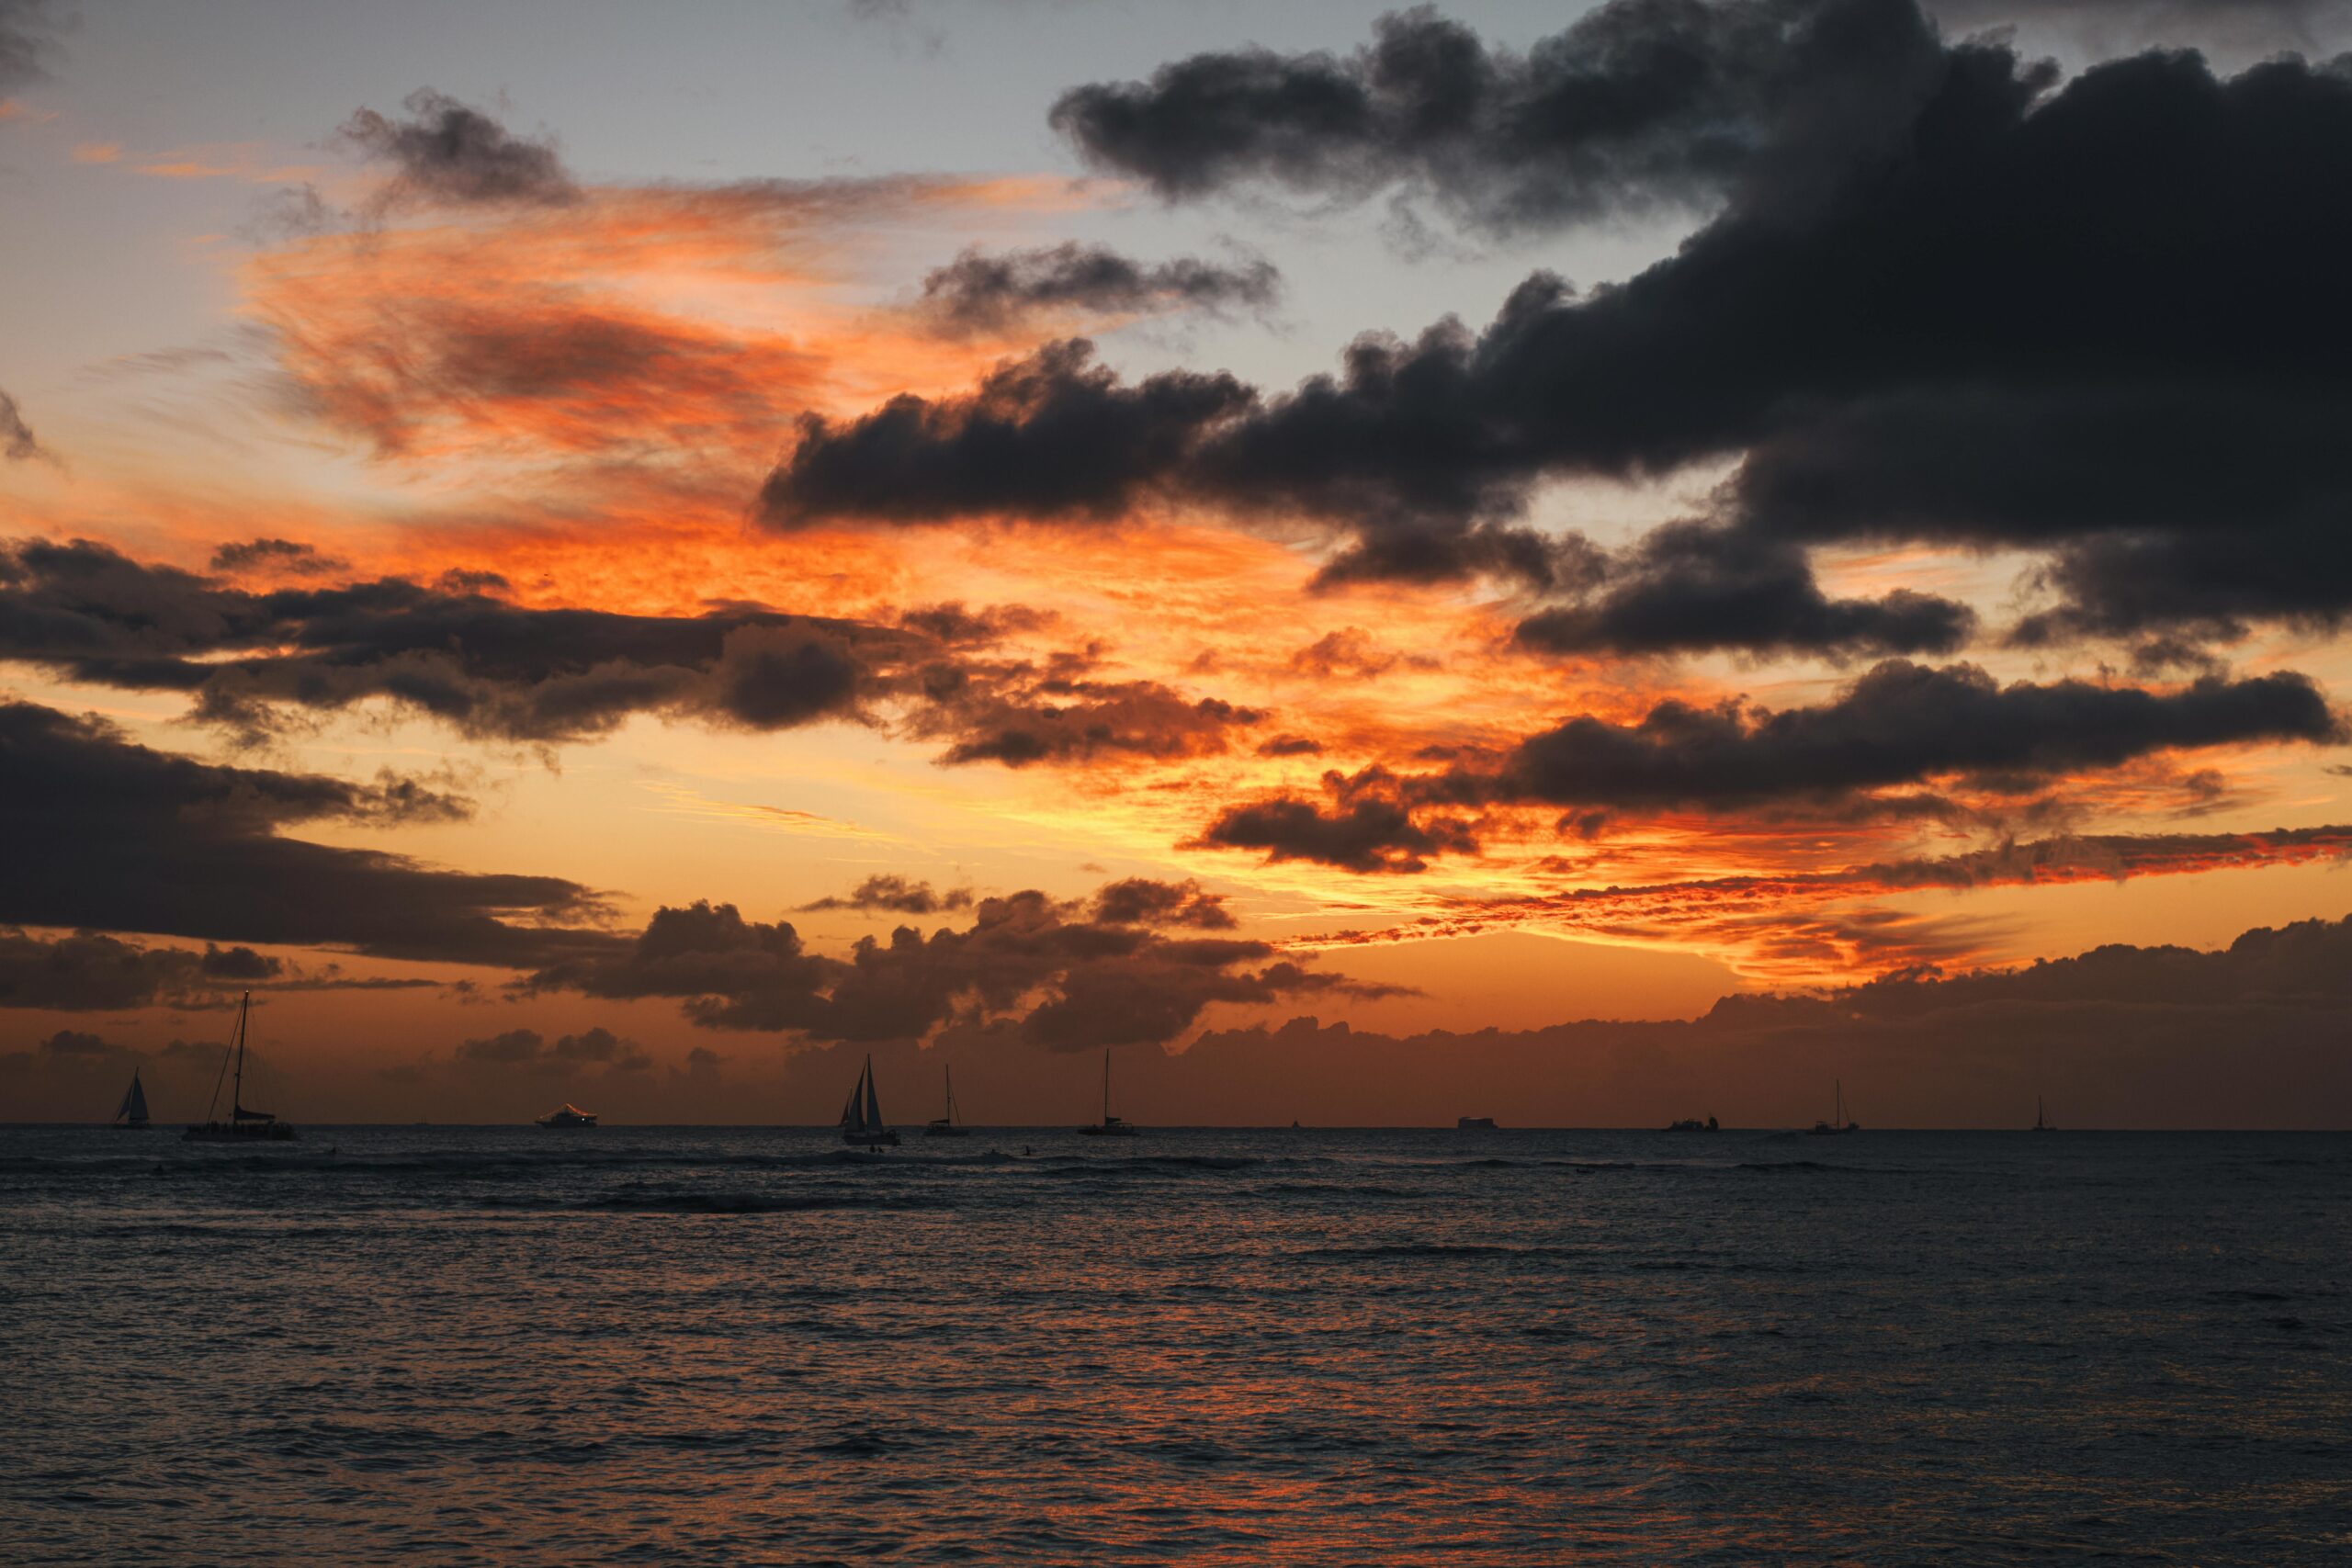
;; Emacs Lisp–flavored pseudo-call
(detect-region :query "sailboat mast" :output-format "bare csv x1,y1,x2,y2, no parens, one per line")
1102,1049,1111,1121
232,992,249,1114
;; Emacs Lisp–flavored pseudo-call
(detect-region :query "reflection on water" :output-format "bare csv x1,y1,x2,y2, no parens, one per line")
2,1128,2347,1564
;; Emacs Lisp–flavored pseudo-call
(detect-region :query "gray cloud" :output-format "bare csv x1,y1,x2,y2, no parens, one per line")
0,536,1259,766
339,89,578,208
1050,0,1952,235
0,0,63,93
916,243,1280,335
800,875,977,916
1,389,54,466
0,698,621,968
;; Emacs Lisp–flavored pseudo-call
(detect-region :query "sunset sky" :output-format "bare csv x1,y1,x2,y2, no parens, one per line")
7,0,2352,1125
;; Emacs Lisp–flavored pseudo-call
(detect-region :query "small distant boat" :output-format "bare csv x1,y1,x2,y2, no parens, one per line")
1808,1079,1860,1135
2031,1096,2053,1134
923,1064,967,1138
1664,1115,1719,1133
841,1055,899,1147
536,1103,597,1128
1078,1049,1137,1136
1457,1115,1498,1131
184,993,297,1142
111,1068,152,1130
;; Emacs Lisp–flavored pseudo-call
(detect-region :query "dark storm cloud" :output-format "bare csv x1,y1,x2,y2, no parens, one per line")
0,930,279,1011
915,243,1281,334
3,538,1250,768
1513,524,1976,660
534,881,1391,1048
807,33,2352,643
533,900,839,1034
0,536,881,743
801,875,977,916
1478,662,2342,812
1049,0,1951,233
919,679,1261,768
760,339,1255,528
0,700,620,968
339,89,580,207
1089,877,1238,930
1193,665,2342,874
1193,795,1472,874
1,389,53,465
1193,768,1484,874
1724,385,2352,642
1193,43,2352,634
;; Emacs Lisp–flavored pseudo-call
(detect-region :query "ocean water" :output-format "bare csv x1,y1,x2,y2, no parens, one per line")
2,1126,2346,1566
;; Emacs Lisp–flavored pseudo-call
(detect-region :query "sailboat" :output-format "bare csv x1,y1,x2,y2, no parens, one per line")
840,1055,899,1147
1807,1078,1860,1135
185,992,297,1142
110,1068,152,1130
924,1064,967,1138
1078,1048,1137,1136
2031,1096,2053,1133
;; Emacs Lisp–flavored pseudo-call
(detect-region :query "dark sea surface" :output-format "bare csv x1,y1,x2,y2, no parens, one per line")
2,1125,2347,1565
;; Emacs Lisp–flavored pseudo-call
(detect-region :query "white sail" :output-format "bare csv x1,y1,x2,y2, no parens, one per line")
116,1072,150,1124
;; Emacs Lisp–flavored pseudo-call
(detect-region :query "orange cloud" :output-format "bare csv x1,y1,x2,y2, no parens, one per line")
242,178,1080,481
130,141,322,182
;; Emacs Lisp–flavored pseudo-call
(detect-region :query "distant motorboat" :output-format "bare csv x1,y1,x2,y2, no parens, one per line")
2031,1096,2053,1134
841,1055,899,1147
1078,1049,1137,1136
184,993,297,1142
537,1103,597,1128
1808,1079,1860,1135
1457,1116,1498,1131
923,1064,967,1138
110,1068,152,1130
1665,1116,1719,1133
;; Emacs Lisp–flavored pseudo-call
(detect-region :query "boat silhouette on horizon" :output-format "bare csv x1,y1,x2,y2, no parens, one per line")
537,1103,597,1128
1808,1079,1860,1136
110,1068,152,1130
924,1064,967,1138
185,993,297,1142
841,1055,899,1146
1078,1049,1136,1136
